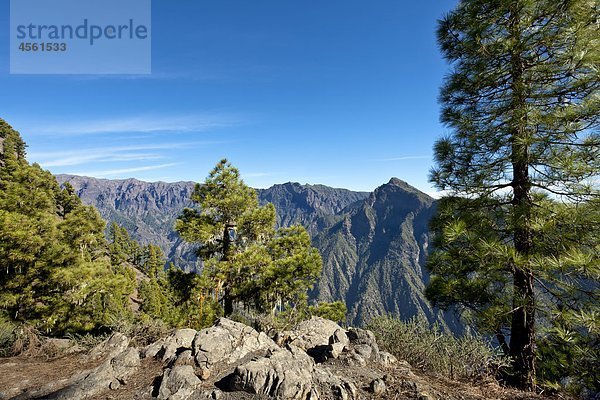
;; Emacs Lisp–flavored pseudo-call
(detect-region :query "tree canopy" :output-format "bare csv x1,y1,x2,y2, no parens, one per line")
427,0,599,391
0,119,135,335
176,159,323,320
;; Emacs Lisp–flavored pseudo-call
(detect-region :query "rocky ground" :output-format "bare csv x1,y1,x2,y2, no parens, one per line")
0,317,551,400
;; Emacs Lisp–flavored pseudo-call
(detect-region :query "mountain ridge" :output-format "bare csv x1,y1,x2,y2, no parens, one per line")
55,174,457,329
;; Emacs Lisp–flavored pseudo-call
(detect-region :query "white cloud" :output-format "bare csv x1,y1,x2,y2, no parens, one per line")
21,114,245,136
71,163,181,178
42,153,164,167
29,141,220,168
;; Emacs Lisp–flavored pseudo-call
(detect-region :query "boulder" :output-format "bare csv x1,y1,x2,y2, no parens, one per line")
157,365,201,400
346,328,380,362
160,329,197,362
327,328,350,359
224,345,315,400
193,318,278,369
142,338,165,359
312,367,358,400
288,317,343,352
87,332,129,361
49,347,140,399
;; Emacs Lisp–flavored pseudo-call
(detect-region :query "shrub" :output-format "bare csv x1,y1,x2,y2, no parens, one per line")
309,301,347,325
367,315,509,381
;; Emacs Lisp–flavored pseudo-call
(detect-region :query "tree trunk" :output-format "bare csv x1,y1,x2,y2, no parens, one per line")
224,287,234,316
222,224,234,316
508,3,536,389
509,267,536,389
510,124,536,390
509,126,537,390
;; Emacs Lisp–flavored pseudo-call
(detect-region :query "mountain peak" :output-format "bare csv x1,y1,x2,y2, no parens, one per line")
371,177,434,204
387,177,409,187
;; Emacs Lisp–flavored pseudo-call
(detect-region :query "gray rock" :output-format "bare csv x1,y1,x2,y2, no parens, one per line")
158,365,201,400
354,344,373,359
288,317,343,351
327,328,350,359
370,378,386,395
142,338,165,359
192,388,225,399
379,351,398,366
87,332,129,361
312,368,357,400
161,329,197,362
226,345,315,399
48,347,140,399
346,328,380,362
193,318,278,369
170,349,194,367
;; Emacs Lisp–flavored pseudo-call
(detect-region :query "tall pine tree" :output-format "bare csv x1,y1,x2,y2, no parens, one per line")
427,0,599,390
176,159,322,317
0,119,135,334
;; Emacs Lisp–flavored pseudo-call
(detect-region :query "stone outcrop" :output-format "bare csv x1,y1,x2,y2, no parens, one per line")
6,318,416,400
14,333,141,400
145,318,399,400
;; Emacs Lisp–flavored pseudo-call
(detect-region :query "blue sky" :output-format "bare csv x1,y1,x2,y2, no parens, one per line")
0,1,457,194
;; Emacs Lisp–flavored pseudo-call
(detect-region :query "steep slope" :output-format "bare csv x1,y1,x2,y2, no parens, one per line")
55,175,456,329
56,176,368,272
56,175,201,272
258,182,369,236
312,178,460,330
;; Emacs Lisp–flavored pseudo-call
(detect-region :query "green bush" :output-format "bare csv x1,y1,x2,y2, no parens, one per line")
309,301,347,325
367,315,509,381
0,317,17,357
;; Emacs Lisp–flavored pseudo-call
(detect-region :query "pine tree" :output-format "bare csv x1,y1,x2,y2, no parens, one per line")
176,159,323,318
0,119,135,335
176,159,277,316
427,0,599,389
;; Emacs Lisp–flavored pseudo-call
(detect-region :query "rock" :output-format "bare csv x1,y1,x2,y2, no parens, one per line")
198,367,211,380
170,349,194,367
87,333,129,361
111,348,142,382
288,317,343,352
192,388,224,399
328,342,346,359
347,353,367,367
142,338,165,359
346,328,380,362
399,379,419,393
379,351,398,366
370,378,386,395
225,345,315,399
158,365,201,400
327,328,350,359
330,328,349,347
312,368,358,400
193,318,278,369
49,347,140,399
160,329,197,362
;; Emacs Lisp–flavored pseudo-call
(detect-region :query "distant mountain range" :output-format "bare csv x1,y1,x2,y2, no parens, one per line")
56,174,460,330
